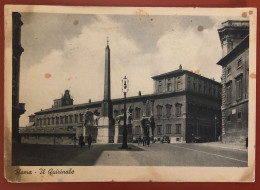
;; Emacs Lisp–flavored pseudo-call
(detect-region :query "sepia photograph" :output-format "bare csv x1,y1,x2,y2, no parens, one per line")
4,5,256,182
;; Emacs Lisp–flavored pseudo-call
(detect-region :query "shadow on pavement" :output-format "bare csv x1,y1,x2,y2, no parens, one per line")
12,143,144,166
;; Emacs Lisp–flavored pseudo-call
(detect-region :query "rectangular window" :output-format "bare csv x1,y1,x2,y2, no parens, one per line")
80,114,83,122
69,115,73,123
157,125,162,135
238,111,242,120
52,117,55,125
48,118,50,125
236,78,242,100
60,116,63,124
158,81,162,93
176,124,181,134
166,124,172,134
226,83,232,104
167,79,172,92
187,79,191,90
74,114,78,123
157,106,162,117
237,58,242,68
43,118,46,125
135,108,141,119
166,105,172,117
175,103,182,116
65,116,68,124
227,115,231,122
177,77,182,90
227,67,231,76
56,117,59,125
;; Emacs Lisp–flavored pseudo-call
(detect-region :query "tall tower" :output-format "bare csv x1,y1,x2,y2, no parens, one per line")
97,38,113,143
218,20,249,57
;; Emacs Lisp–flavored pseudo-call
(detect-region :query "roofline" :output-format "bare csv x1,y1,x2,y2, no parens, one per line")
151,69,221,85
217,35,249,66
34,90,221,115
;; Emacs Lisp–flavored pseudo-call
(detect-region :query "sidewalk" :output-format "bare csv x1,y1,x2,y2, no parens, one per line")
198,142,248,152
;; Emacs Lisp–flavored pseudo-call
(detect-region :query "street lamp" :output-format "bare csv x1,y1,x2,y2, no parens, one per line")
121,76,129,149
214,114,217,142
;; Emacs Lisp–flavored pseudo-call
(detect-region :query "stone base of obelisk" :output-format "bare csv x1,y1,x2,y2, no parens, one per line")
96,117,110,143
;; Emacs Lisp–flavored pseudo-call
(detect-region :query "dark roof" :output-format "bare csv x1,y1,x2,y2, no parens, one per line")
151,69,221,86
35,101,103,114
151,69,186,79
217,35,249,66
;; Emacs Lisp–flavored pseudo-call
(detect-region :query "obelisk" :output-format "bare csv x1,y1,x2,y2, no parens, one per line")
97,37,112,143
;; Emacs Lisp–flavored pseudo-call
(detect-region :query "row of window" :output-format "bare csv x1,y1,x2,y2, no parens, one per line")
187,79,220,98
226,57,243,76
156,103,182,117
134,124,182,135
157,77,182,93
114,103,182,119
226,76,243,104
226,110,242,122
36,114,84,126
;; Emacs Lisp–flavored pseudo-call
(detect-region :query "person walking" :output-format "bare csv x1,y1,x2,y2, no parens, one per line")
143,136,146,146
147,136,150,147
79,134,84,148
87,134,92,150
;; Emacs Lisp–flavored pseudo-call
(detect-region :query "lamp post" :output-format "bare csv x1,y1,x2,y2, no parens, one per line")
214,114,217,142
122,76,129,149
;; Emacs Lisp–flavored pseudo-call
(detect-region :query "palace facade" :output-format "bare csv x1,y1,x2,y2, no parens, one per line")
216,20,249,145
20,65,221,145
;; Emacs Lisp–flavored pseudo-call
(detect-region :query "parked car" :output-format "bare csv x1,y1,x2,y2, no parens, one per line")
161,136,170,143
193,136,202,143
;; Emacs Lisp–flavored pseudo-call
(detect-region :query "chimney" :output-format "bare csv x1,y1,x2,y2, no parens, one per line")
89,99,91,103
138,91,142,96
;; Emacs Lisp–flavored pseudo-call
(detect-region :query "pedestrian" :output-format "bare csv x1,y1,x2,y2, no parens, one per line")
147,136,150,147
143,136,146,146
79,134,84,148
137,136,141,146
87,134,92,150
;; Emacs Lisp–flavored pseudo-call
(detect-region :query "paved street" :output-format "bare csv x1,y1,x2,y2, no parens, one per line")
12,143,248,167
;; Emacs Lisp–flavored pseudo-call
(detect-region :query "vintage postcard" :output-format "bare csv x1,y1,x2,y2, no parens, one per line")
4,5,256,182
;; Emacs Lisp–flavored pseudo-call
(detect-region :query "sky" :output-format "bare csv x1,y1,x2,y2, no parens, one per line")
19,13,247,126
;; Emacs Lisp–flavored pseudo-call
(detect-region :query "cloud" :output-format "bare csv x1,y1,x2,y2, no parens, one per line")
19,14,224,126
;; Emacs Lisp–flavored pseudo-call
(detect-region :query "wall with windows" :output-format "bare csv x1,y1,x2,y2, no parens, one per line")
153,75,186,94
224,49,249,106
153,95,186,143
34,107,101,128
